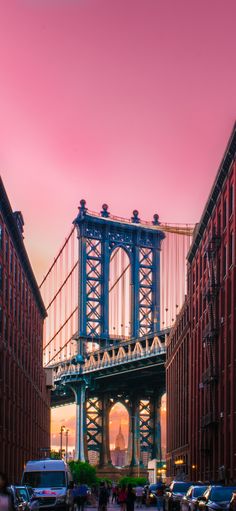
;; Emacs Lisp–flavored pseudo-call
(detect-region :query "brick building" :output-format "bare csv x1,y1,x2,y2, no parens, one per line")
0,178,50,483
166,124,236,483
166,298,190,479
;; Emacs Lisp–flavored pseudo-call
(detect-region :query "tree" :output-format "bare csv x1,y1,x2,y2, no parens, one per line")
50,450,61,460
69,461,97,485
119,476,147,486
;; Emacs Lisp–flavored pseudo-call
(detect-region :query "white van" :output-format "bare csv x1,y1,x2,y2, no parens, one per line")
22,459,73,510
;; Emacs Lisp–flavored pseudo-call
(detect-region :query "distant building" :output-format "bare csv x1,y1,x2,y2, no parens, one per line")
0,178,50,483
111,424,127,467
166,124,236,483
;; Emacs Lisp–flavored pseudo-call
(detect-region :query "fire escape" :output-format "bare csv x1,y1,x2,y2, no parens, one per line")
201,229,221,430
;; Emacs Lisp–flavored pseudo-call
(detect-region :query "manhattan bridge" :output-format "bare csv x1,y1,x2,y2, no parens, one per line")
40,201,194,472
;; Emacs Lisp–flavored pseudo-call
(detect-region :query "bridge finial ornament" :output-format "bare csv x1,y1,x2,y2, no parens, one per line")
131,209,140,223
101,203,110,217
78,199,87,218
153,213,160,225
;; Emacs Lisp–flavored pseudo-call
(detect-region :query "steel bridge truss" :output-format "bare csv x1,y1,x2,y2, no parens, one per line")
86,397,103,463
78,394,163,467
76,200,165,342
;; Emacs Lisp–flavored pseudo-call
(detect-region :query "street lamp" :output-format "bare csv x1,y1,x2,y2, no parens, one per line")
60,425,66,458
65,429,69,462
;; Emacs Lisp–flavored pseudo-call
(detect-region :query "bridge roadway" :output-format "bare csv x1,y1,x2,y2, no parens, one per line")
50,333,167,407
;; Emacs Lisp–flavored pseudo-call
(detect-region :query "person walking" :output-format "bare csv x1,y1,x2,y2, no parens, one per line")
112,485,118,504
98,482,109,511
67,481,74,511
135,486,143,508
126,485,136,511
156,480,164,511
73,483,87,511
118,485,127,511
0,473,14,511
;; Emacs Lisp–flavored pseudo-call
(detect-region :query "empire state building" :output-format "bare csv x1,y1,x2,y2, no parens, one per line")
111,424,127,467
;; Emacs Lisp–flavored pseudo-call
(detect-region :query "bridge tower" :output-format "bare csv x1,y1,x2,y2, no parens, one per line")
69,201,165,465
75,200,165,343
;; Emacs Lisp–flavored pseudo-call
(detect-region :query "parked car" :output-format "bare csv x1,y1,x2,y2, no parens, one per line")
8,485,34,511
181,486,208,511
229,492,236,511
197,486,236,511
165,482,194,511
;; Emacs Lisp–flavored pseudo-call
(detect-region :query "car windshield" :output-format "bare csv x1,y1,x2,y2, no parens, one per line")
173,483,192,493
16,489,29,501
193,487,208,498
210,488,236,502
23,472,66,489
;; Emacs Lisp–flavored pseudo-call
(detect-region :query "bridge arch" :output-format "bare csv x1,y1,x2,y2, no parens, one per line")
109,401,129,467
109,246,132,339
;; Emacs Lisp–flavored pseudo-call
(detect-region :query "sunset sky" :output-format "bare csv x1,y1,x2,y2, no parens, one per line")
1,0,236,453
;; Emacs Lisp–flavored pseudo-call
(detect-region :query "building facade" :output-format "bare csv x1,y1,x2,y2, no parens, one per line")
166,299,190,479
166,124,236,483
0,178,50,483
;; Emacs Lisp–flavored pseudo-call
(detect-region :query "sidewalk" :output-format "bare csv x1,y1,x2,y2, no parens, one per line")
86,502,156,511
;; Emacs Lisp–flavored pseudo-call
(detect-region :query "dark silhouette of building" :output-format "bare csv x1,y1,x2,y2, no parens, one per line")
166,124,236,483
111,424,127,467
0,178,50,483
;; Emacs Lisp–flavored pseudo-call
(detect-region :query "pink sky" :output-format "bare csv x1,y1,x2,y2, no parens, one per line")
0,0,236,282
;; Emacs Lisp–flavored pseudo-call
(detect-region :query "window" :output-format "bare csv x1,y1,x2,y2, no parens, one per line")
0,225,3,250
22,471,66,488
14,259,17,282
223,245,227,277
223,198,227,229
9,284,13,311
5,275,8,305
217,211,221,235
229,183,234,216
229,232,233,266
228,279,232,315
3,314,7,340
5,238,9,262
0,306,2,332
0,264,2,291
10,248,13,273
200,292,203,317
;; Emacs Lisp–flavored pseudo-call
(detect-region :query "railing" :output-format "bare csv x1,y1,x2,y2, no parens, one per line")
200,412,216,428
86,209,195,236
203,281,220,301
202,324,218,342
50,333,168,368
201,366,217,385
54,340,166,382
